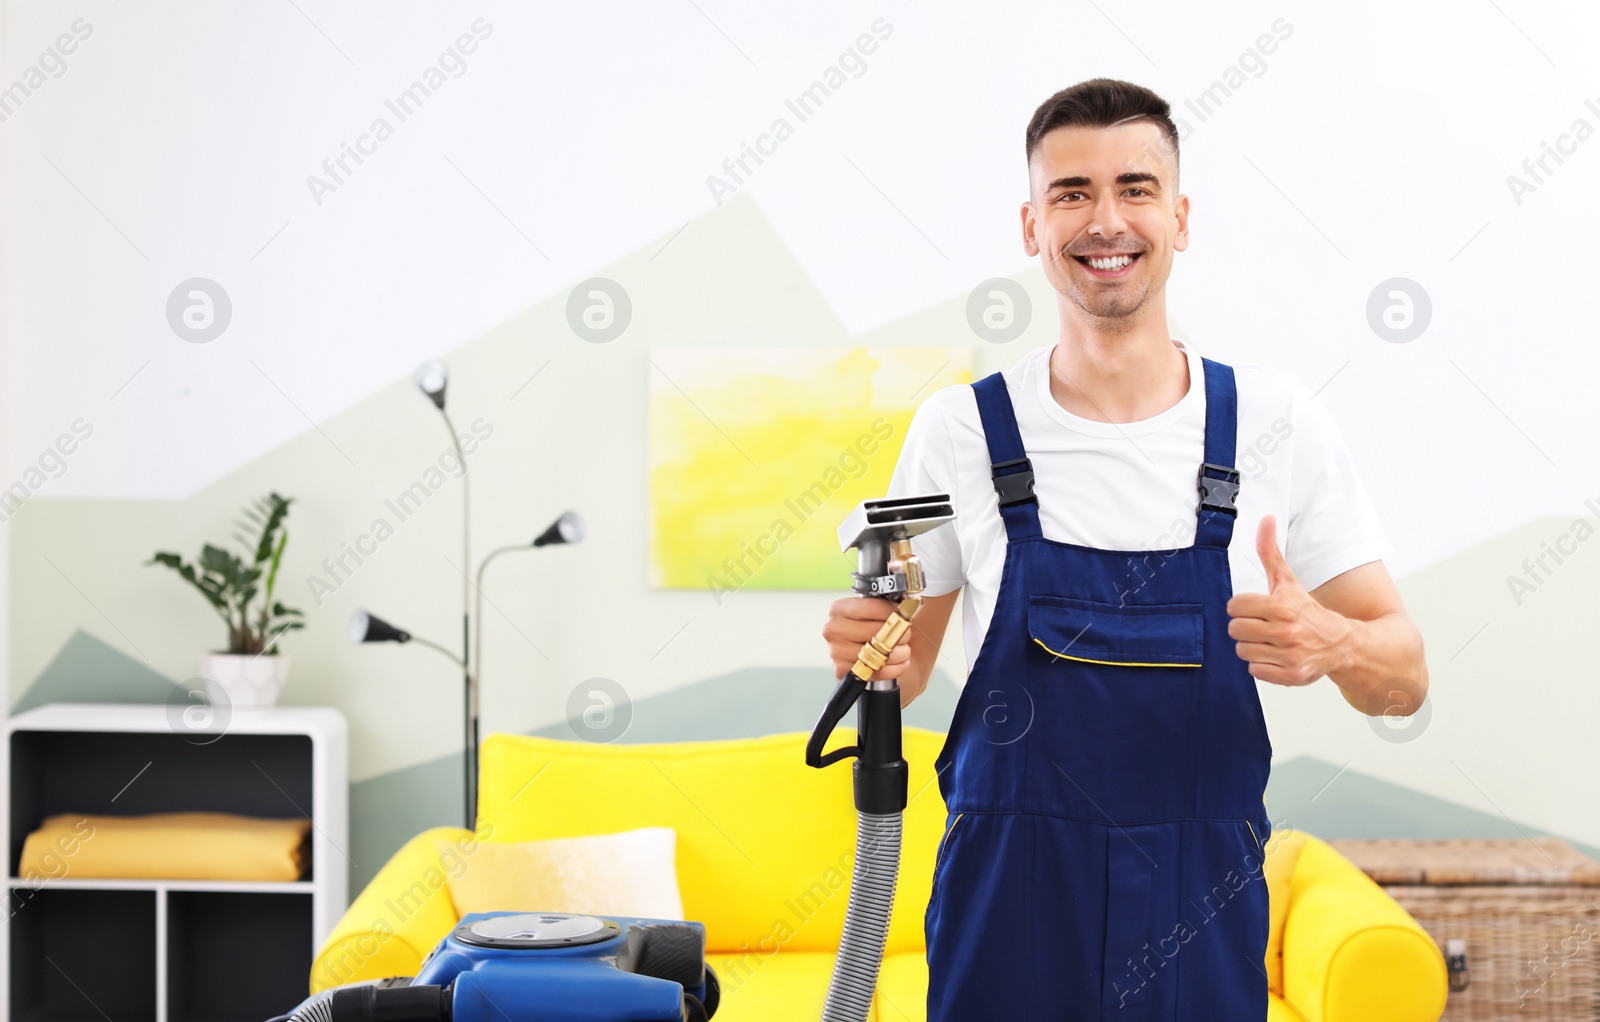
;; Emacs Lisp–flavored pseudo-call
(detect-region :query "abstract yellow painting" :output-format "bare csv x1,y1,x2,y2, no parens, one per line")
649,347,973,594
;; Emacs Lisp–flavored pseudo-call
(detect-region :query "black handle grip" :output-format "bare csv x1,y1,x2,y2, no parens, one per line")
806,672,867,768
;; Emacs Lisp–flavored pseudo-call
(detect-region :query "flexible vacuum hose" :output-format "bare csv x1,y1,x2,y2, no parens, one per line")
820,811,903,1022
813,506,954,1022
273,988,335,1022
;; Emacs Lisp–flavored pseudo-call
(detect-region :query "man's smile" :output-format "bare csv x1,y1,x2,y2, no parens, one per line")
1070,250,1143,279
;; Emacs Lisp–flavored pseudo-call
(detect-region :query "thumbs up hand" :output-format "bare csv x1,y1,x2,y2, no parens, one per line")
1226,515,1353,686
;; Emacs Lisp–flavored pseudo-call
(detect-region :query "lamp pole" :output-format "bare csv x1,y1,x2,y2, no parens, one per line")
414,361,475,830
439,408,473,831
473,544,524,722
473,514,586,772
399,363,583,832
354,516,582,833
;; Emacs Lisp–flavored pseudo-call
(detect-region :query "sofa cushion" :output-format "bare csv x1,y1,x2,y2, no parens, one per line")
876,952,929,1021
707,949,835,1021
476,728,951,955
1263,827,1312,996
1282,836,1449,1022
1268,992,1308,1022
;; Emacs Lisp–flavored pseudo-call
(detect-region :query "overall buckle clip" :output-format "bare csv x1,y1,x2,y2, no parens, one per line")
991,457,1037,509
1198,461,1241,515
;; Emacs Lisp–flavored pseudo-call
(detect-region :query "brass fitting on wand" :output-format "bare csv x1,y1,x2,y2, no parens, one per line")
850,538,924,682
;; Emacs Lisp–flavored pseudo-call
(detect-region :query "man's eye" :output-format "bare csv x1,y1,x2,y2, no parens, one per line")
1057,192,1085,202
1126,187,1149,197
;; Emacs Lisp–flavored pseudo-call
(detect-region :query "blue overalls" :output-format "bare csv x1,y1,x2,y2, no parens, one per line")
925,357,1275,1020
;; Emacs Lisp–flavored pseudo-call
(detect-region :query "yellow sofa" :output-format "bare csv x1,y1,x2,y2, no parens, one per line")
312,729,1448,1021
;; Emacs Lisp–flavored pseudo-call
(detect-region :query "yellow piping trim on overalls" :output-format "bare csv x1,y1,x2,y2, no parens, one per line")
1032,636,1201,668
1247,820,1262,853
935,813,966,873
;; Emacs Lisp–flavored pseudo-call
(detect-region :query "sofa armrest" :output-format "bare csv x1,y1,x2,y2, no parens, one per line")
309,826,475,993
1281,838,1448,1022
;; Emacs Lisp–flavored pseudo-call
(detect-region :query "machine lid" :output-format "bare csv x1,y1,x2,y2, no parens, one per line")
455,912,620,949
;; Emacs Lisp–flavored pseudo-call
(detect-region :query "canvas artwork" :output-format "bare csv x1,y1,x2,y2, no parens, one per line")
648,346,973,593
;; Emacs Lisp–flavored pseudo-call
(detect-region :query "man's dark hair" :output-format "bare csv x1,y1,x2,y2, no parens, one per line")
1025,78,1180,186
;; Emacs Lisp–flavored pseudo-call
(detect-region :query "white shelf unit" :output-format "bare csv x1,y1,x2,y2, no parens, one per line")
2,703,348,1022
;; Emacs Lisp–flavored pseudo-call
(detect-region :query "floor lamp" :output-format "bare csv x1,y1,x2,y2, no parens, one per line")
350,359,584,828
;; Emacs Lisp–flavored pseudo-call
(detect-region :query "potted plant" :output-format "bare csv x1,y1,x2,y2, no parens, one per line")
149,492,305,709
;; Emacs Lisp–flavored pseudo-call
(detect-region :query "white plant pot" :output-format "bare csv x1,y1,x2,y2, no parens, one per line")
198,653,290,710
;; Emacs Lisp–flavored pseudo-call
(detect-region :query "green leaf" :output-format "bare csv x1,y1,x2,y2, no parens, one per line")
198,544,247,585
147,552,228,611
264,529,287,604
151,493,301,650
252,493,293,565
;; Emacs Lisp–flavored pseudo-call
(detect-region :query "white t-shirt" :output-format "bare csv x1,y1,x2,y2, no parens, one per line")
887,339,1393,678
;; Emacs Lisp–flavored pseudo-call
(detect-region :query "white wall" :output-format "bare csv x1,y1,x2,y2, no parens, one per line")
4,0,1596,553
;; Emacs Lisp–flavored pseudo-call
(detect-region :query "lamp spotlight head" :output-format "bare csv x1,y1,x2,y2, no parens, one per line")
412,361,449,410
534,511,586,547
349,609,412,644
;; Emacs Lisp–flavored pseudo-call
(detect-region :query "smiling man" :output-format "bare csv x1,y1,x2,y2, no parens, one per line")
822,78,1429,1019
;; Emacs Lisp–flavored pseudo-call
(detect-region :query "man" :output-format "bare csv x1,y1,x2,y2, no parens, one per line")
821,78,1427,1019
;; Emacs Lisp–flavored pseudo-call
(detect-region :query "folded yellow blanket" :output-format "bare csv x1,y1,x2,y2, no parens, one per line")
18,812,311,882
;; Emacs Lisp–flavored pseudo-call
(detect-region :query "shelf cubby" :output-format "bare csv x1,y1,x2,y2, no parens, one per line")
3,704,347,1022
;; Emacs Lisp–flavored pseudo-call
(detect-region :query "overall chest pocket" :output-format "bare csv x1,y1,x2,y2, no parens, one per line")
1027,594,1205,667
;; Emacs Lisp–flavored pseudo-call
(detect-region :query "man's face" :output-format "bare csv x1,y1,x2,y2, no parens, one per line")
1022,120,1188,322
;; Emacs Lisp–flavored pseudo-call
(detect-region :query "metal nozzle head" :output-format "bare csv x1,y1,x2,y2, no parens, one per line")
837,494,955,553
837,493,957,602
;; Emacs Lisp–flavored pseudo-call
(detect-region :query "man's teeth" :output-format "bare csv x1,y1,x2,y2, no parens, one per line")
1085,254,1134,271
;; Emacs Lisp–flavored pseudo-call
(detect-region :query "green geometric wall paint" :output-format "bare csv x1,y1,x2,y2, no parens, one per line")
14,630,1599,898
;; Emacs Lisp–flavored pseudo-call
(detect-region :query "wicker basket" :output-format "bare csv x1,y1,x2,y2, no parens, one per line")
1328,838,1600,1021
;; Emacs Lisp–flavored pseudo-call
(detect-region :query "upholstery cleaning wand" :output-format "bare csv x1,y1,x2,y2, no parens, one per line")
807,493,955,1022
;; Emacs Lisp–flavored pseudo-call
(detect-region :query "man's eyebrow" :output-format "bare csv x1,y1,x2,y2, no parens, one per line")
1046,176,1091,190
1046,172,1162,191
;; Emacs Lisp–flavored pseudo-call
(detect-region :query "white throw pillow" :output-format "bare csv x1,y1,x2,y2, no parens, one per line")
438,826,685,921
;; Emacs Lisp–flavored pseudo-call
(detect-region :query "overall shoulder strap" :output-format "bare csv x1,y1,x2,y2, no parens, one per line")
971,372,1042,542
1196,356,1241,549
